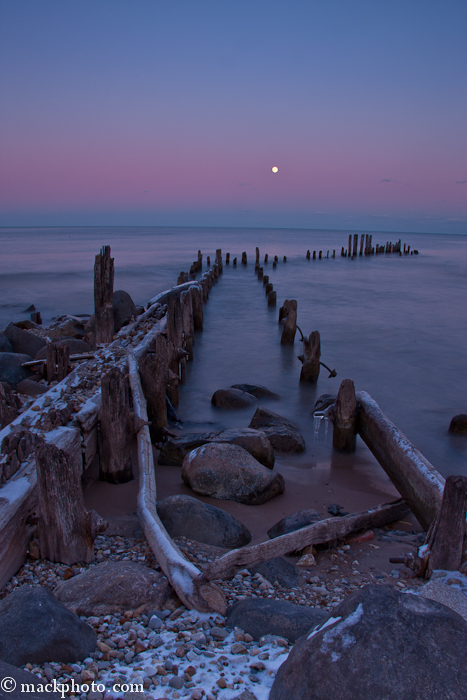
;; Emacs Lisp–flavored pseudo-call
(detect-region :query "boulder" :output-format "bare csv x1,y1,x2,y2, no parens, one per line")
267,509,322,539
211,388,257,408
313,394,336,413
231,383,280,399
0,353,33,387
449,414,467,435
4,323,46,357
113,290,137,332
249,407,305,453
34,338,92,360
53,561,179,616
269,584,467,700
0,333,13,353
0,586,96,666
157,494,252,548
226,598,328,642
182,443,285,505
158,428,274,469
248,557,299,588
0,659,61,699
47,317,85,339
16,378,48,396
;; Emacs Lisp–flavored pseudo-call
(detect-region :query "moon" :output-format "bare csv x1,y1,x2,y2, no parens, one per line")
272,166,279,173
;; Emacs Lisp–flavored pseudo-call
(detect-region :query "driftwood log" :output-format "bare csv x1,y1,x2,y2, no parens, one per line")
356,391,444,529
297,327,320,382
279,299,297,344
127,348,226,614
99,366,133,483
201,499,409,581
94,245,114,344
35,428,107,564
332,379,357,452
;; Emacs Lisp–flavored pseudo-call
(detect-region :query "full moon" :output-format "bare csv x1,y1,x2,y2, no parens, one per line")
272,166,279,173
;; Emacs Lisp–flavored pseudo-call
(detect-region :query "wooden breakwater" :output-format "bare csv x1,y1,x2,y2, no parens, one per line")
0,250,223,610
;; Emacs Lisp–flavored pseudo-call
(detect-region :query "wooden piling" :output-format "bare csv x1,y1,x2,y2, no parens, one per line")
332,249,336,258
256,247,260,264
258,267,264,280
319,251,322,259
94,245,114,344
426,476,467,575
263,274,269,286
359,234,364,256
297,329,321,382
226,252,230,264
306,250,311,260
264,254,268,263
265,282,273,296
352,233,358,257
348,235,352,257
332,379,357,452
99,366,134,483
280,299,297,344
283,256,287,262
313,251,316,259
190,284,203,330
241,251,247,265
272,260,277,269
233,257,237,266
46,342,70,383
216,249,222,273
268,291,277,306
35,428,107,565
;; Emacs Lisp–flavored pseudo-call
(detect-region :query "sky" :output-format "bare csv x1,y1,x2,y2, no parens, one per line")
0,0,466,233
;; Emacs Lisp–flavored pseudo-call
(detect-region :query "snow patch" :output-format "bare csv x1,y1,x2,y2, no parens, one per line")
320,603,364,656
0,477,31,504
307,616,342,640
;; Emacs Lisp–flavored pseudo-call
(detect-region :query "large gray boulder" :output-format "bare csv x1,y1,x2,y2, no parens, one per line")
0,586,96,666
231,383,280,399
0,333,13,353
0,353,33,387
158,427,275,469
113,290,137,332
53,561,178,616
270,584,467,700
267,509,322,539
226,598,328,642
248,557,299,588
157,494,252,548
212,388,258,408
4,323,46,357
249,407,305,452
0,659,61,699
182,442,285,505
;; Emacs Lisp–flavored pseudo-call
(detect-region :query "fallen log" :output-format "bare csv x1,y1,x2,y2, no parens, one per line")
201,499,409,582
356,391,444,530
127,348,226,614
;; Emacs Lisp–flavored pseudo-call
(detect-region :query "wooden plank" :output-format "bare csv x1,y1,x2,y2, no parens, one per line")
0,461,38,589
201,499,409,582
127,348,226,614
356,391,444,530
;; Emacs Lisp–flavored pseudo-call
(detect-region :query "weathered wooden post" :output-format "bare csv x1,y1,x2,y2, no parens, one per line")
274,255,278,263
198,250,203,268
332,379,357,452
226,252,230,264
264,253,268,263
306,250,311,260
425,476,467,576
216,249,222,273
139,335,169,441
46,342,70,382
297,329,320,382
268,291,277,306
256,247,260,265
272,260,277,269
190,284,204,330
352,233,358,257
347,235,352,257
177,271,189,285
180,290,194,361
283,256,287,262
313,251,316,259
280,299,297,344
263,274,269,286
233,257,237,266
35,428,107,564
332,249,336,258
265,282,273,296
99,366,134,483
167,369,179,408
258,267,264,280
94,245,114,344
242,251,247,265
319,251,322,259
0,382,18,428
360,234,364,256
207,255,210,266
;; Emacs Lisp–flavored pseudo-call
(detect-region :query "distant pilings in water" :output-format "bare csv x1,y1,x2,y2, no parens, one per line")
339,235,419,258
307,249,336,260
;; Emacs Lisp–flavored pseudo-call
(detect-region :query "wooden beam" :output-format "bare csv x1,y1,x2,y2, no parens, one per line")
201,499,409,582
356,391,444,530
127,348,226,614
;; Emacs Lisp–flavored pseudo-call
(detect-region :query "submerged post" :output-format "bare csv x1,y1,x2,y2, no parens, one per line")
94,245,114,344
332,379,357,452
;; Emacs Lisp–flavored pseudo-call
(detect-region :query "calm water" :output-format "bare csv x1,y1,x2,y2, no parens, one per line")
1,226,466,480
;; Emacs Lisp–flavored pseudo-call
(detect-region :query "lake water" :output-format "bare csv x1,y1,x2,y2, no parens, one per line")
1,226,466,482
